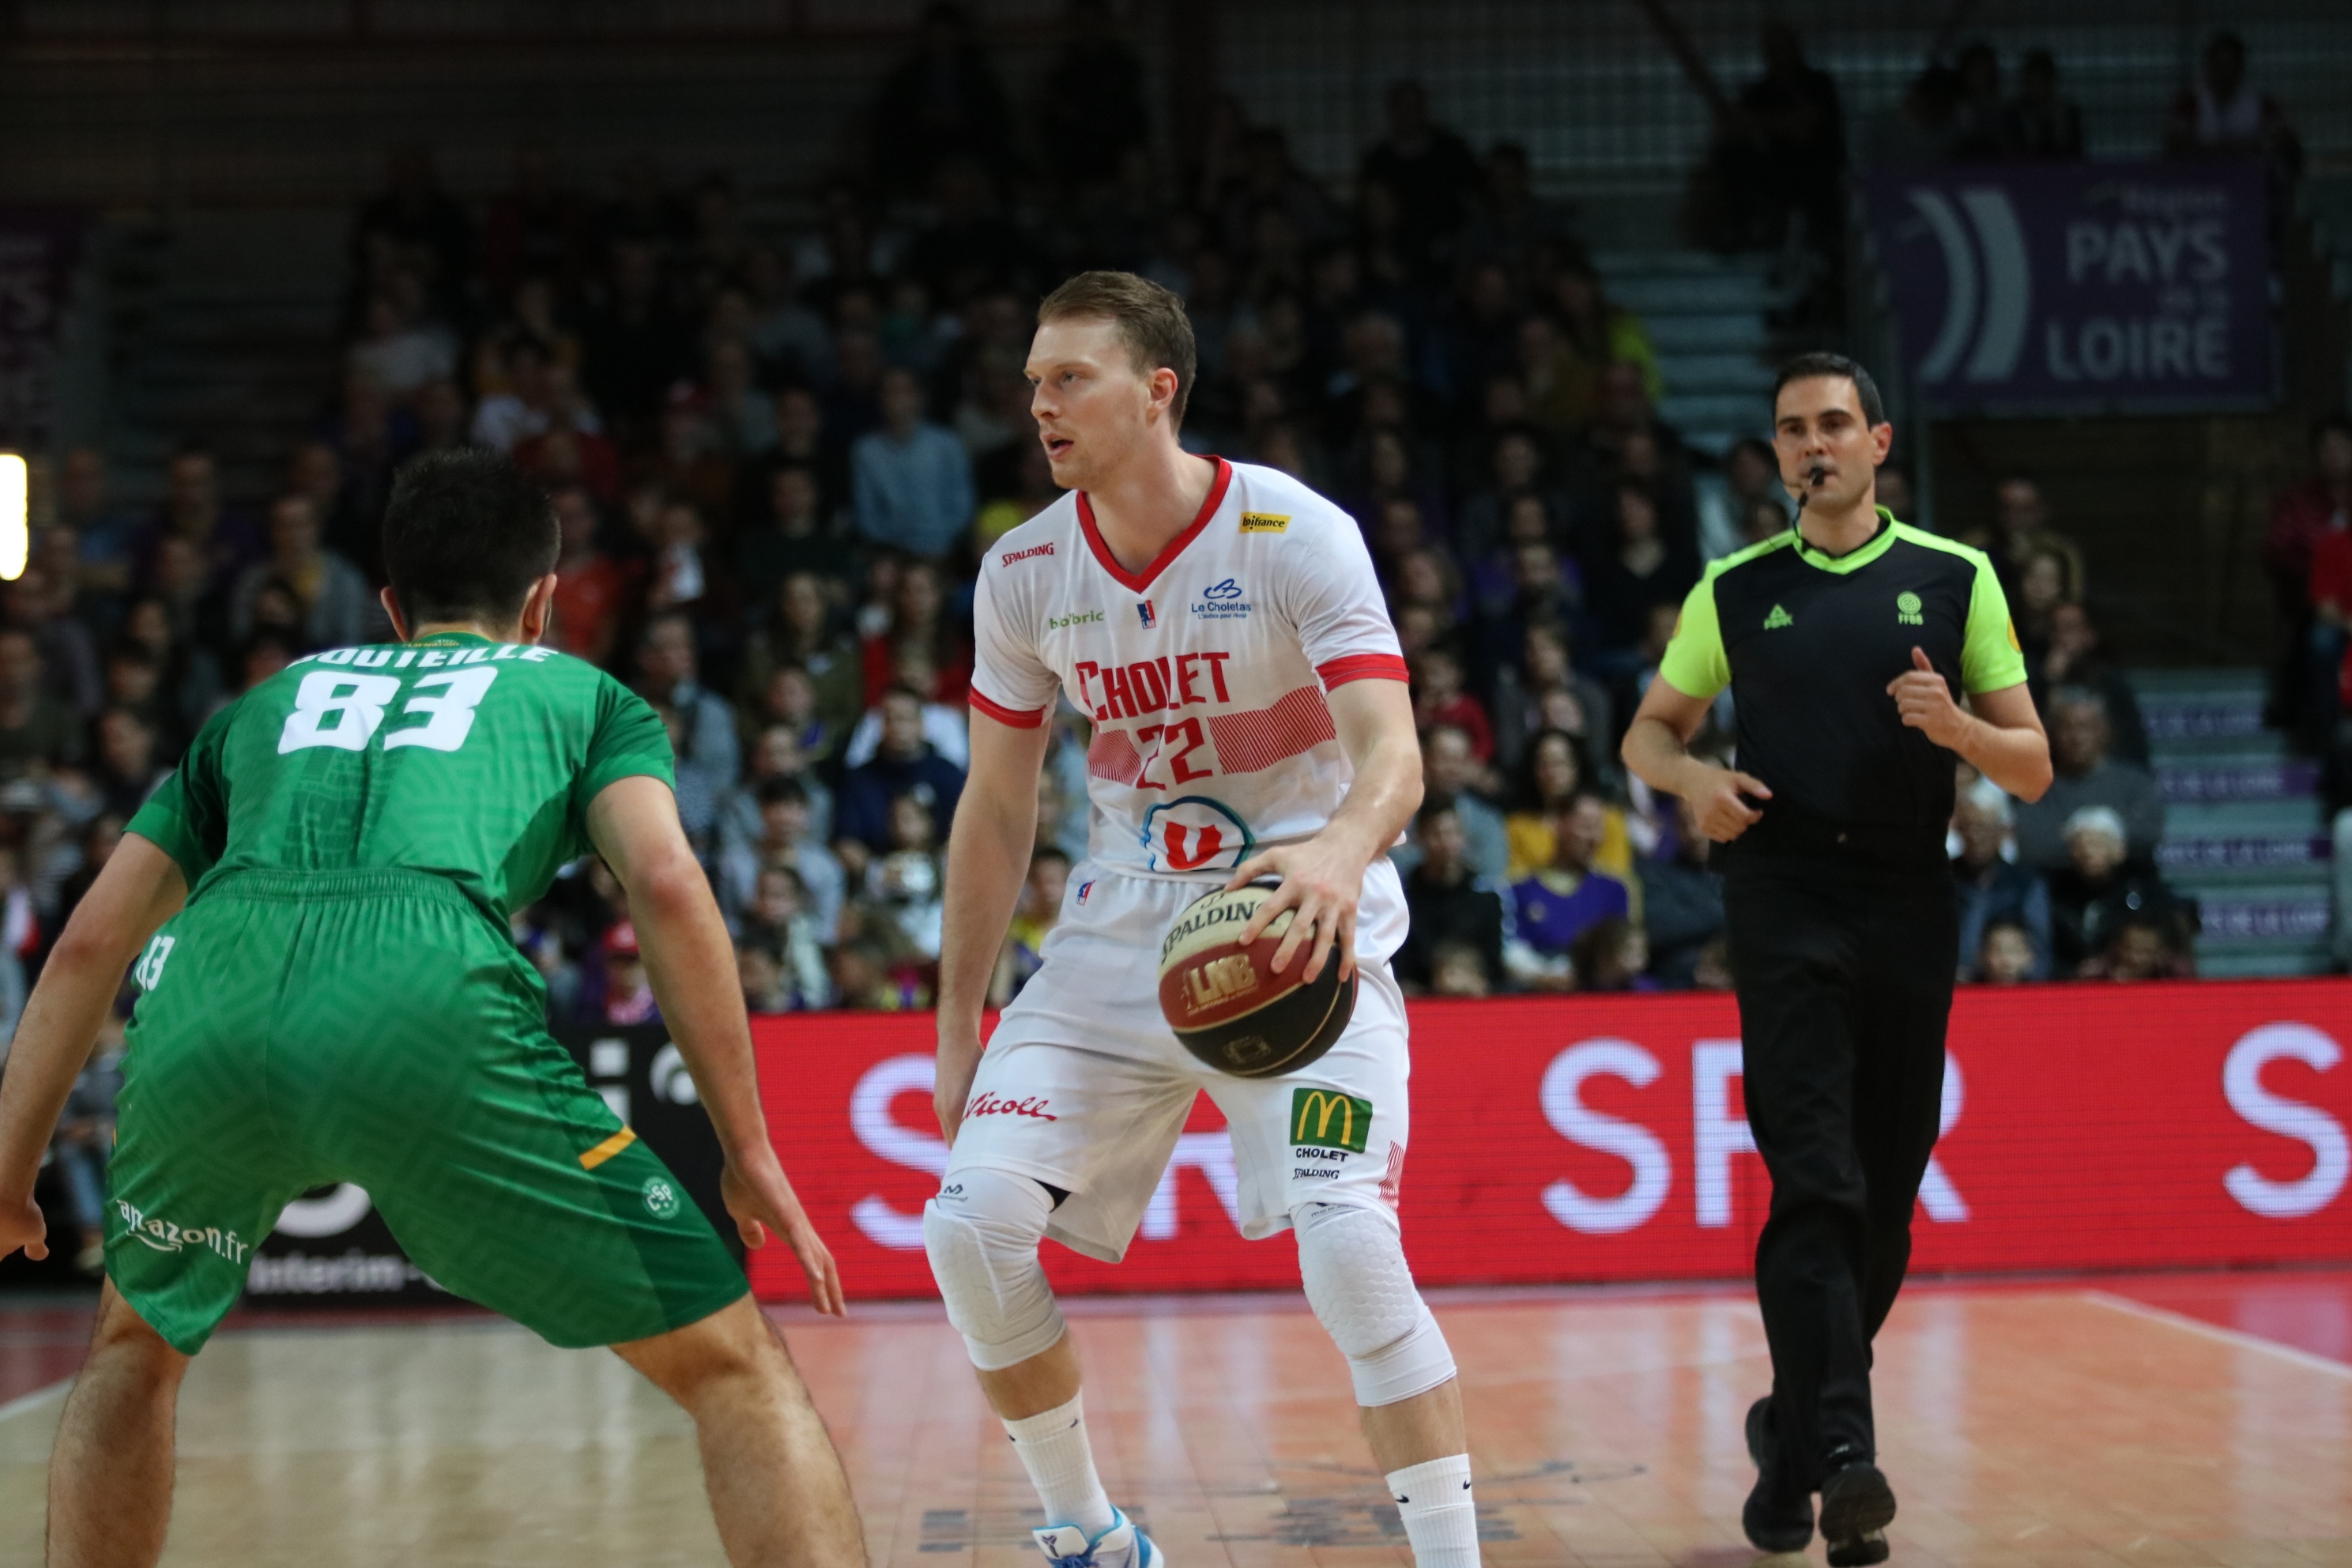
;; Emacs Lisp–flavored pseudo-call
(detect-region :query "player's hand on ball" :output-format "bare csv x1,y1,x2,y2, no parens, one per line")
1887,646,1970,748
1688,762,1771,842
0,1189,47,1264
723,1153,846,1317
1225,839,1359,984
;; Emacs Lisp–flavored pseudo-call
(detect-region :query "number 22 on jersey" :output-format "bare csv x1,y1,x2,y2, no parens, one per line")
278,667,499,756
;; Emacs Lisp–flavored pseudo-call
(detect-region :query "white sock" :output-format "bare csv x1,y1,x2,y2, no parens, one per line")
1388,1453,1479,1568
1004,1393,1118,1536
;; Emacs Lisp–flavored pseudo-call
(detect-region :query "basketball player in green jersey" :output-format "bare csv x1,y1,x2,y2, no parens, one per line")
0,450,868,1568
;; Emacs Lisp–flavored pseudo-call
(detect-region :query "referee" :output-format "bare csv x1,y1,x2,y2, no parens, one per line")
1622,353,2050,1566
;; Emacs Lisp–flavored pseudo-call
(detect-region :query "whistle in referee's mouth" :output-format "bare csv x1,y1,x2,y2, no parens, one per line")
1807,464,1827,488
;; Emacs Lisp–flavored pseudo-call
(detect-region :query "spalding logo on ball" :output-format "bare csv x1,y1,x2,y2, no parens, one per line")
1157,882,1355,1077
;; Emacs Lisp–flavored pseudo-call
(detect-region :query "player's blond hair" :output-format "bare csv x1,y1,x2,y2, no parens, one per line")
1037,270,1197,426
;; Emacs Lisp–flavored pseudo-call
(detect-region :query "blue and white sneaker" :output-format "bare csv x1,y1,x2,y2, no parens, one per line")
1033,1508,1164,1568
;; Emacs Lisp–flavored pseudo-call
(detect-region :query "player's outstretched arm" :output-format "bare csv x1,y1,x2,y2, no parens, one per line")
1230,677,1423,986
934,710,1052,1146
586,775,844,1316
0,834,185,1262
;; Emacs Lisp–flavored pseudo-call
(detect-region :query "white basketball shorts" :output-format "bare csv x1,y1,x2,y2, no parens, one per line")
947,858,1412,1263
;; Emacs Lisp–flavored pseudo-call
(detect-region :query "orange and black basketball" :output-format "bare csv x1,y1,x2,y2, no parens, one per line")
1158,882,1355,1078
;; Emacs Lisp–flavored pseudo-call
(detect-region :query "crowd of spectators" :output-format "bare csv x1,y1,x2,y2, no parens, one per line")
10,10,2316,1272
266,8,1774,1021
13,9,2286,1048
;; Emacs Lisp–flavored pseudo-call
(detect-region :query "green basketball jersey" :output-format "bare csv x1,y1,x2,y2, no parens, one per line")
128,632,675,920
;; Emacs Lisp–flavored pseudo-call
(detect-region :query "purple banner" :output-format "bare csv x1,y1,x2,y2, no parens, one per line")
1864,161,2271,414
0,207,88,448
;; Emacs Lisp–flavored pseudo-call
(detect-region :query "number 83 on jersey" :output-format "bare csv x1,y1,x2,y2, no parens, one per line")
279,666,500,756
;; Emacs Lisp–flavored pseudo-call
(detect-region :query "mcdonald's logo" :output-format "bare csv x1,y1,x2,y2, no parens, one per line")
1291,1088,1373,1154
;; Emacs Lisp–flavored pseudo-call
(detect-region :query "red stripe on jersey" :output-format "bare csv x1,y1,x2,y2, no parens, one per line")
1075,458,1234,593
968,687,1046,729
1207,685,1338,775
1316,653,1410,688
1087,726,1145,785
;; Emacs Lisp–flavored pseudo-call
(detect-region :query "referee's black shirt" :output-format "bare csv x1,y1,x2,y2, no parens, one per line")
1657,509,2026,869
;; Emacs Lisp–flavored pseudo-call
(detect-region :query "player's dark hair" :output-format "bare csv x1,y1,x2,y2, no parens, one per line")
1773,351,1886,426
1038,270,1197,425
382,449,559,628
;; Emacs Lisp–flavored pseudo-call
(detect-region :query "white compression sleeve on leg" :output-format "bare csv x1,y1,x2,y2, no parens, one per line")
922,1167,1068,1371
1293,1201,1458,1408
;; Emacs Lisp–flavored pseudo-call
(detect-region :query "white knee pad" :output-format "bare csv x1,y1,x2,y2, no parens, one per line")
923,1167,1069,1372
1294,1201,1457,1408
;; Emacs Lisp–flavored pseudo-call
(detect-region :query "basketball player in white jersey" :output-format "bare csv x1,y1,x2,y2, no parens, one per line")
925,272,1480,1568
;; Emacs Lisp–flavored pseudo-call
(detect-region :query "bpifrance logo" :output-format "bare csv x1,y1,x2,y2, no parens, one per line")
1141,796,1254,873
1136,600,1156,628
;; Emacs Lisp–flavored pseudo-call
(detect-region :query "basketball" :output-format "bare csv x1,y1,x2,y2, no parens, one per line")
1157,882,1356,1077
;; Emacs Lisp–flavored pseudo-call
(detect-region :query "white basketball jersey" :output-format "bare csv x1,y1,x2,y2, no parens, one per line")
971,458,1407,876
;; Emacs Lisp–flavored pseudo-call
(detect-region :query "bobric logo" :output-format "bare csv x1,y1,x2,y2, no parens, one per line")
1905,187,2031,386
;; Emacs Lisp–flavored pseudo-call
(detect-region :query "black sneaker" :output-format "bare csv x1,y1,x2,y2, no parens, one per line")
1740,1396,1812,1553
1819,1459,1897,1565
1827,1529,1890,1566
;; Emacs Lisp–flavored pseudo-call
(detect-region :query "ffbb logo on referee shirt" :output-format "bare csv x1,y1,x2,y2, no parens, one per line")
1291,1088,1373,1153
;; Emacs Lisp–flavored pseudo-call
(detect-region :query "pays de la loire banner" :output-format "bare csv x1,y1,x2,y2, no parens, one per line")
1861,160,2271,416
752,982,2352,1301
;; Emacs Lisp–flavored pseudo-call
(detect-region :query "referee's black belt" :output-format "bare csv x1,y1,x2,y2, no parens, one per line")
1723,804,1948,877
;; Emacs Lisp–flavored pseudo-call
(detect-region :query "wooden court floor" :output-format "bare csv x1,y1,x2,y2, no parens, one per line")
2,1282,2349,1568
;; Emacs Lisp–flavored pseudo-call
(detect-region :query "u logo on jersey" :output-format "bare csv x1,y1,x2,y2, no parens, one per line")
1142,797,1256,873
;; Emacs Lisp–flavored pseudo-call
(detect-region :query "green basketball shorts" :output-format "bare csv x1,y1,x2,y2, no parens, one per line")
105,868,746,1355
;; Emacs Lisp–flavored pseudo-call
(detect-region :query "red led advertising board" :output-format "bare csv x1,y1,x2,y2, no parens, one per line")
750,983,2352,1301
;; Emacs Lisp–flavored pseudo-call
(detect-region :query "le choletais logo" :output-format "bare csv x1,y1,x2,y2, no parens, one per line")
1193,579,1250,620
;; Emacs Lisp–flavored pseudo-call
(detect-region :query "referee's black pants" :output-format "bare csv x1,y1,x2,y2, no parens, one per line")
1723,855,1955,1490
